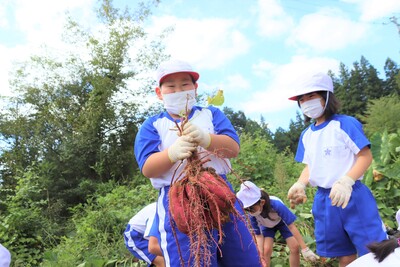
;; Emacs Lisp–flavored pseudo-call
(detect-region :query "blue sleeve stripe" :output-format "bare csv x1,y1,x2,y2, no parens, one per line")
271,199,296,225
294,128,307,162
250,216,261,234
208,106,240,145
336,115,370,150
134,116,162,171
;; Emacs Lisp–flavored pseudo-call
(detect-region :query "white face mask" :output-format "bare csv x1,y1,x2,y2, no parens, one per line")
162,89,197,116
300,98,325,119
249,209,262,216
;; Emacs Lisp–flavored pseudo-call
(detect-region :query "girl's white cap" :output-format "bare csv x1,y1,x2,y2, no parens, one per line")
236,181,261,208
396,209,400,230
288,72,333,101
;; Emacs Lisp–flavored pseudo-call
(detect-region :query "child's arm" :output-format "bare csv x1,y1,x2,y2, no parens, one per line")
142,135,196,178
255,234,264,256
287,223,307,250
207,133,239,158
344,146,373,180
330,146,373,208
287,223,319,262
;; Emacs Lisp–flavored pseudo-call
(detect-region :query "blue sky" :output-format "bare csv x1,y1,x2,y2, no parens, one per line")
1,0,400,131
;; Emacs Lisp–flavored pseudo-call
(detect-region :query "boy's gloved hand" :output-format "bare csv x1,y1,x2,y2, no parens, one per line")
287,181,307,208
301,247,319,262
167,135,196,163
182,122,211,148
329,175,355,209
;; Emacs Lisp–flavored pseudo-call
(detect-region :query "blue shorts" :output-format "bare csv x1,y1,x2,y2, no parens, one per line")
124,224,156,266
312,181,387,257
261,220,293,239
157,177,262,267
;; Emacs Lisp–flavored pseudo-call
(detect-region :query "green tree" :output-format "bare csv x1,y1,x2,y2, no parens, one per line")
332,62,351,114
272,111,307,154
223,107,273,140
272,127,290,152
0,0,163,264
383,58,400,95
359,94,400,137
335,57,384,117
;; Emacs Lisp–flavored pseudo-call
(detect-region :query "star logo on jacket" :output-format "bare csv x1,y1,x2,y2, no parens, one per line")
324,148,331,156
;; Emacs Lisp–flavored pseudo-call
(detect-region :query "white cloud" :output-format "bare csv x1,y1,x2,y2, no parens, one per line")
252,60,277,77
256,0,294,38
223,74,251,93
14,0,95,46
0,3,8,28
240,55,340,114
288,8,368,52
0,0,97,96
342,0,400,21
0,45,12,96
148,15,251,70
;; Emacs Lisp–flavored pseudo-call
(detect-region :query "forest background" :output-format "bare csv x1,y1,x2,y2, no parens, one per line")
0,1,399,266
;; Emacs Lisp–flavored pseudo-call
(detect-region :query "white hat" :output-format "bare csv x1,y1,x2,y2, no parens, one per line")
0,244,11,267
156,59,200,85
396,209,400,230
236,181,261,208
288,72,334,101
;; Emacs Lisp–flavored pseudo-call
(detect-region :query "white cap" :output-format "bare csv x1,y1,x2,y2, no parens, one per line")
288,72,333,101
236,181,261,208
0,244,11,267
396,209,400,230
156,59,200,85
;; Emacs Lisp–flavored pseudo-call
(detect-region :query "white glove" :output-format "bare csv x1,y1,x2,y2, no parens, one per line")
287,181,306,207
182,122,211,148
329,175,355,209
167,135,196,163
301,247,319,262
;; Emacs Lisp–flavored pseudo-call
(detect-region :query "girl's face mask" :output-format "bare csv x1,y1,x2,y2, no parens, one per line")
247,202,263,217
300,98,324,119
162,89,197,116
249,209,262,217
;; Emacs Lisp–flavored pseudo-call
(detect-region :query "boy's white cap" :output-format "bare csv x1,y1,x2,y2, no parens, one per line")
396,209,400,230
156,59,200,85
288,72,334,101
236,181,261,208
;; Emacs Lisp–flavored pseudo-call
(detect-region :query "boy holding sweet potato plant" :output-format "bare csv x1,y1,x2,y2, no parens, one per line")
134,59,262,267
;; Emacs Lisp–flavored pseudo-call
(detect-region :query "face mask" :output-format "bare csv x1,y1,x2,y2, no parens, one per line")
249,209,262,216
300,98,325,119
162,89,197,116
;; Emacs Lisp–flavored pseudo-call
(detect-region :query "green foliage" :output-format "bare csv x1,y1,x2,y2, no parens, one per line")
41,180,157,266
333,57,384,118
0,163,65,266
0,1,398,266
273,111,308,154
359,94,400,137
365,130,400,229
384,58,400,96
0,0,164,264
223,107,273,140
230,132,277,188
230,132,320,266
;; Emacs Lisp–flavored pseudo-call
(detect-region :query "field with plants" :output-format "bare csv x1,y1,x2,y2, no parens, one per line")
0,1,399,266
